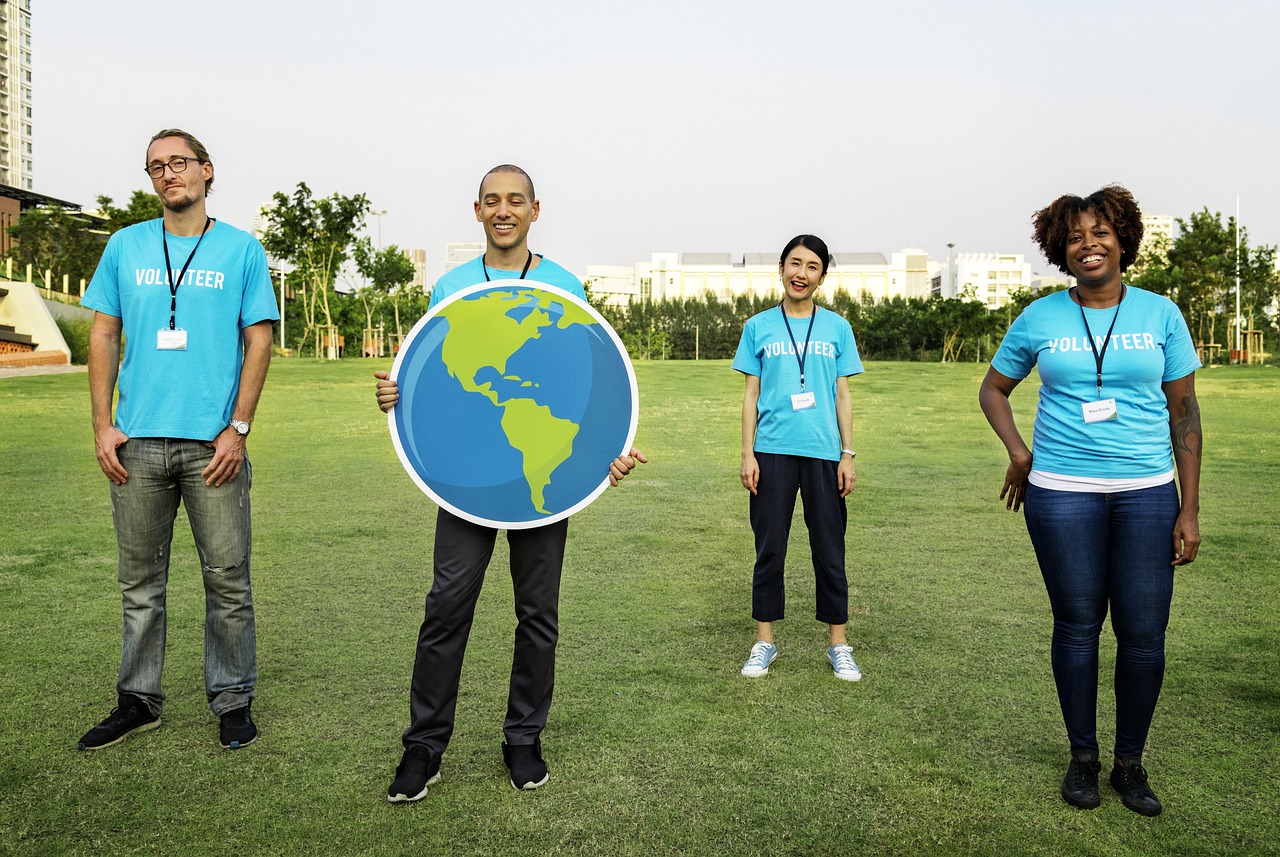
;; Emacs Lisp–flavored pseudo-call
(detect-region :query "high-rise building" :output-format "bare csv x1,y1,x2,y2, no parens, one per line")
0,0,34,190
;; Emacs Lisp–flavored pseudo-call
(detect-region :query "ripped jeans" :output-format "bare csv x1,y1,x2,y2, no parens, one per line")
110,438,257,716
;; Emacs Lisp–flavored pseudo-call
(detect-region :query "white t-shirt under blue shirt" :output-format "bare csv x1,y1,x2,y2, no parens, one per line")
733,305,863,461
82,219,280,441
428,254,584,309
991,286,1200,482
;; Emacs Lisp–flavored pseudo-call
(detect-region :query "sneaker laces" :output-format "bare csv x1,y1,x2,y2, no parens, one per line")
745,642,772,668
830,646,857,673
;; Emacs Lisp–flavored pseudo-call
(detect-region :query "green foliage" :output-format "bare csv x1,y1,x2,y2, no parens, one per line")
260,183,370,355
0,361,1276,854
1132,209,1280,349
601,291,1003,362
353,239,419,343
5,207,104,285
96,191,163,233
54,315,93,364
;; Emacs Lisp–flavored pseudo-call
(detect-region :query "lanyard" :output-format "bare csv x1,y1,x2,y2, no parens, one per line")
1076,284,1125,396
482,250,532,281
161,217,212,330
779,304,817,391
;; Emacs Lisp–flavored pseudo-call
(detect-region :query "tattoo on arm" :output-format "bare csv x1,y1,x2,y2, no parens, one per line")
1171,393,1202,458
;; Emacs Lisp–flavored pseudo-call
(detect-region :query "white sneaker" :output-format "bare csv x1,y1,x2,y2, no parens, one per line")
827,644,862,681
741,641,777,677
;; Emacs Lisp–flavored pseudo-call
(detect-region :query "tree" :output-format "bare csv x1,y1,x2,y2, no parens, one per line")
97,191,163,233
6,208,103,286
259,182,369,358
352,238,417,351
1132,208,1280,351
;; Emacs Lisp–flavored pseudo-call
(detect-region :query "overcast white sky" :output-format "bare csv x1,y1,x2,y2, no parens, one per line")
34,0,1280,283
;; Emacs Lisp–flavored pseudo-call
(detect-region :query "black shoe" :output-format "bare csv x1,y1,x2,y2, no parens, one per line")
388,747,441,803
78,694,160,751
1061,752,1102,809
219,703,257,750
502,739,549,790
1110,759,1163,816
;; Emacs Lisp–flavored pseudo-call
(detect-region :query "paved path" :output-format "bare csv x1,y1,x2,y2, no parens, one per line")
0,365,88,379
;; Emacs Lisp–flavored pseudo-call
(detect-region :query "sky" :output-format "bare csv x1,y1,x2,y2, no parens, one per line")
34,0,1280,284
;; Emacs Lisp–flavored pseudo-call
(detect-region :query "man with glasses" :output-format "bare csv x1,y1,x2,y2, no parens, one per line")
78,129,279,752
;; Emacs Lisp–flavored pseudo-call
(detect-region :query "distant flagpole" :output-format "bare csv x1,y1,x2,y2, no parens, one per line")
1235,194,1242,358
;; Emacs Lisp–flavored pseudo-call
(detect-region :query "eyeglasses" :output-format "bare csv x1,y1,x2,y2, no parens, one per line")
144,157,202,179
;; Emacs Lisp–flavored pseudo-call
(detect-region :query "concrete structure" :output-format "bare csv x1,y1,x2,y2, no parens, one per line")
1131,213,1174,276
0,279,72,366
0,0,33,190
406,248,427,291
585,249,940,307
945,252,1032,308
443,242,483,272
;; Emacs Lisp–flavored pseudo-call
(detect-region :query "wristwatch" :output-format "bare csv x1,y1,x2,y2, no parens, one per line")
229,419,251,437
840,448,856,459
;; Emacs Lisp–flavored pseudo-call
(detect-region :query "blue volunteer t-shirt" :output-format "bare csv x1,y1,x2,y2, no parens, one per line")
428,254,584,309
82,219,280,441
991,286,1200,479
732,305,863,461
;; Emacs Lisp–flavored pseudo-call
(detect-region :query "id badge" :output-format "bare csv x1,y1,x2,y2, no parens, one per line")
791,391,816,411
157,328,188,351
1082,398,1118,424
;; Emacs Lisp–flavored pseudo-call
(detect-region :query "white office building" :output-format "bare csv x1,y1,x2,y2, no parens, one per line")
0,0,34,190
586,249,940,307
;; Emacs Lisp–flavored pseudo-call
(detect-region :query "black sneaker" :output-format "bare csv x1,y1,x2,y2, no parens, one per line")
502,739,549,790
388,747,441,803
219,703,257,750
1061,752,1102,809
1110,759,1163,816
78,694,160,751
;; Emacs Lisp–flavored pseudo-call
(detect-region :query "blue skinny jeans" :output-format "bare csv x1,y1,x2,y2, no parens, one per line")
1022,480,1179,759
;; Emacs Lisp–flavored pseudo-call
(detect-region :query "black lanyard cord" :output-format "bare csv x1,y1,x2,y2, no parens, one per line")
1076,284,1125,396
779,304,818,390
482,250,533,281
161,217,212,330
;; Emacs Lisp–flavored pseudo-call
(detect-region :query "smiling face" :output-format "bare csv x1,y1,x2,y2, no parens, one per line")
778,244,826,308
146,136,213,214
474,170,539,255
1064,210,1123,288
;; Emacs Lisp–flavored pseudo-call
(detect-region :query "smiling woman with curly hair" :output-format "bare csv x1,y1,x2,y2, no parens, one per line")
978,185,1203,818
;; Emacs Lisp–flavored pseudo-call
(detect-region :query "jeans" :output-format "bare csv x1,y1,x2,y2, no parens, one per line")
110,438,257,716
1023,481,1178,759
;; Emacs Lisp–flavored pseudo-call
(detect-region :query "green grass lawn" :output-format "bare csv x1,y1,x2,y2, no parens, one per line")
1,359,1277,856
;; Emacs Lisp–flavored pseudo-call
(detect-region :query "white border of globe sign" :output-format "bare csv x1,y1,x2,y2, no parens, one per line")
388,282,639,530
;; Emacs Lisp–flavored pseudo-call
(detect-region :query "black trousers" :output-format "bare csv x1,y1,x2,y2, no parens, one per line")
749,452,849,625
403,508,568,755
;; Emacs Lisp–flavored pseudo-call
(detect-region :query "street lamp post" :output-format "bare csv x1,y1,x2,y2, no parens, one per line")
372,210,388,249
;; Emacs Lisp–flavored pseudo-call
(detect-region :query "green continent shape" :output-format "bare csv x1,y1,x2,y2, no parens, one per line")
498,398,580,513
437,288,597,512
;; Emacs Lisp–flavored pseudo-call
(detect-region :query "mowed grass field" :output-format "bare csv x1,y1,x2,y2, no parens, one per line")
1,359,1277,856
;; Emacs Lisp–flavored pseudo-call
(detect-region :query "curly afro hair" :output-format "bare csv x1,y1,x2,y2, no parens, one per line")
1032,185,1143,274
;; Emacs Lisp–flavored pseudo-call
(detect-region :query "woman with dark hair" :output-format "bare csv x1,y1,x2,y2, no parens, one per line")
732,234,865,682
979,185,1202,816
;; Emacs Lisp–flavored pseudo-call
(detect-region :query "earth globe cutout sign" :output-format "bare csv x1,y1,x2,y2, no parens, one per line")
389,282,638,530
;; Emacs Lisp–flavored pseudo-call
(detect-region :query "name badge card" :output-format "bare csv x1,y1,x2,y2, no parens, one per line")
157,328,188,351
1082,398,1118,424
791,391,816,411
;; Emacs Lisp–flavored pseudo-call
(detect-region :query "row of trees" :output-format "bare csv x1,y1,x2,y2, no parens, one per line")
8,187,1278,363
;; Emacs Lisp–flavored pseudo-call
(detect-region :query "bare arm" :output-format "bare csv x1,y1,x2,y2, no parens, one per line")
835,376,856,497
1163,372,1202,566
88,312,128,484
978,366,1032,511
202,320,274,487
740,374,761,495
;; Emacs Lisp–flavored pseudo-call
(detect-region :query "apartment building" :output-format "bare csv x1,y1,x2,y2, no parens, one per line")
0,0,33,190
